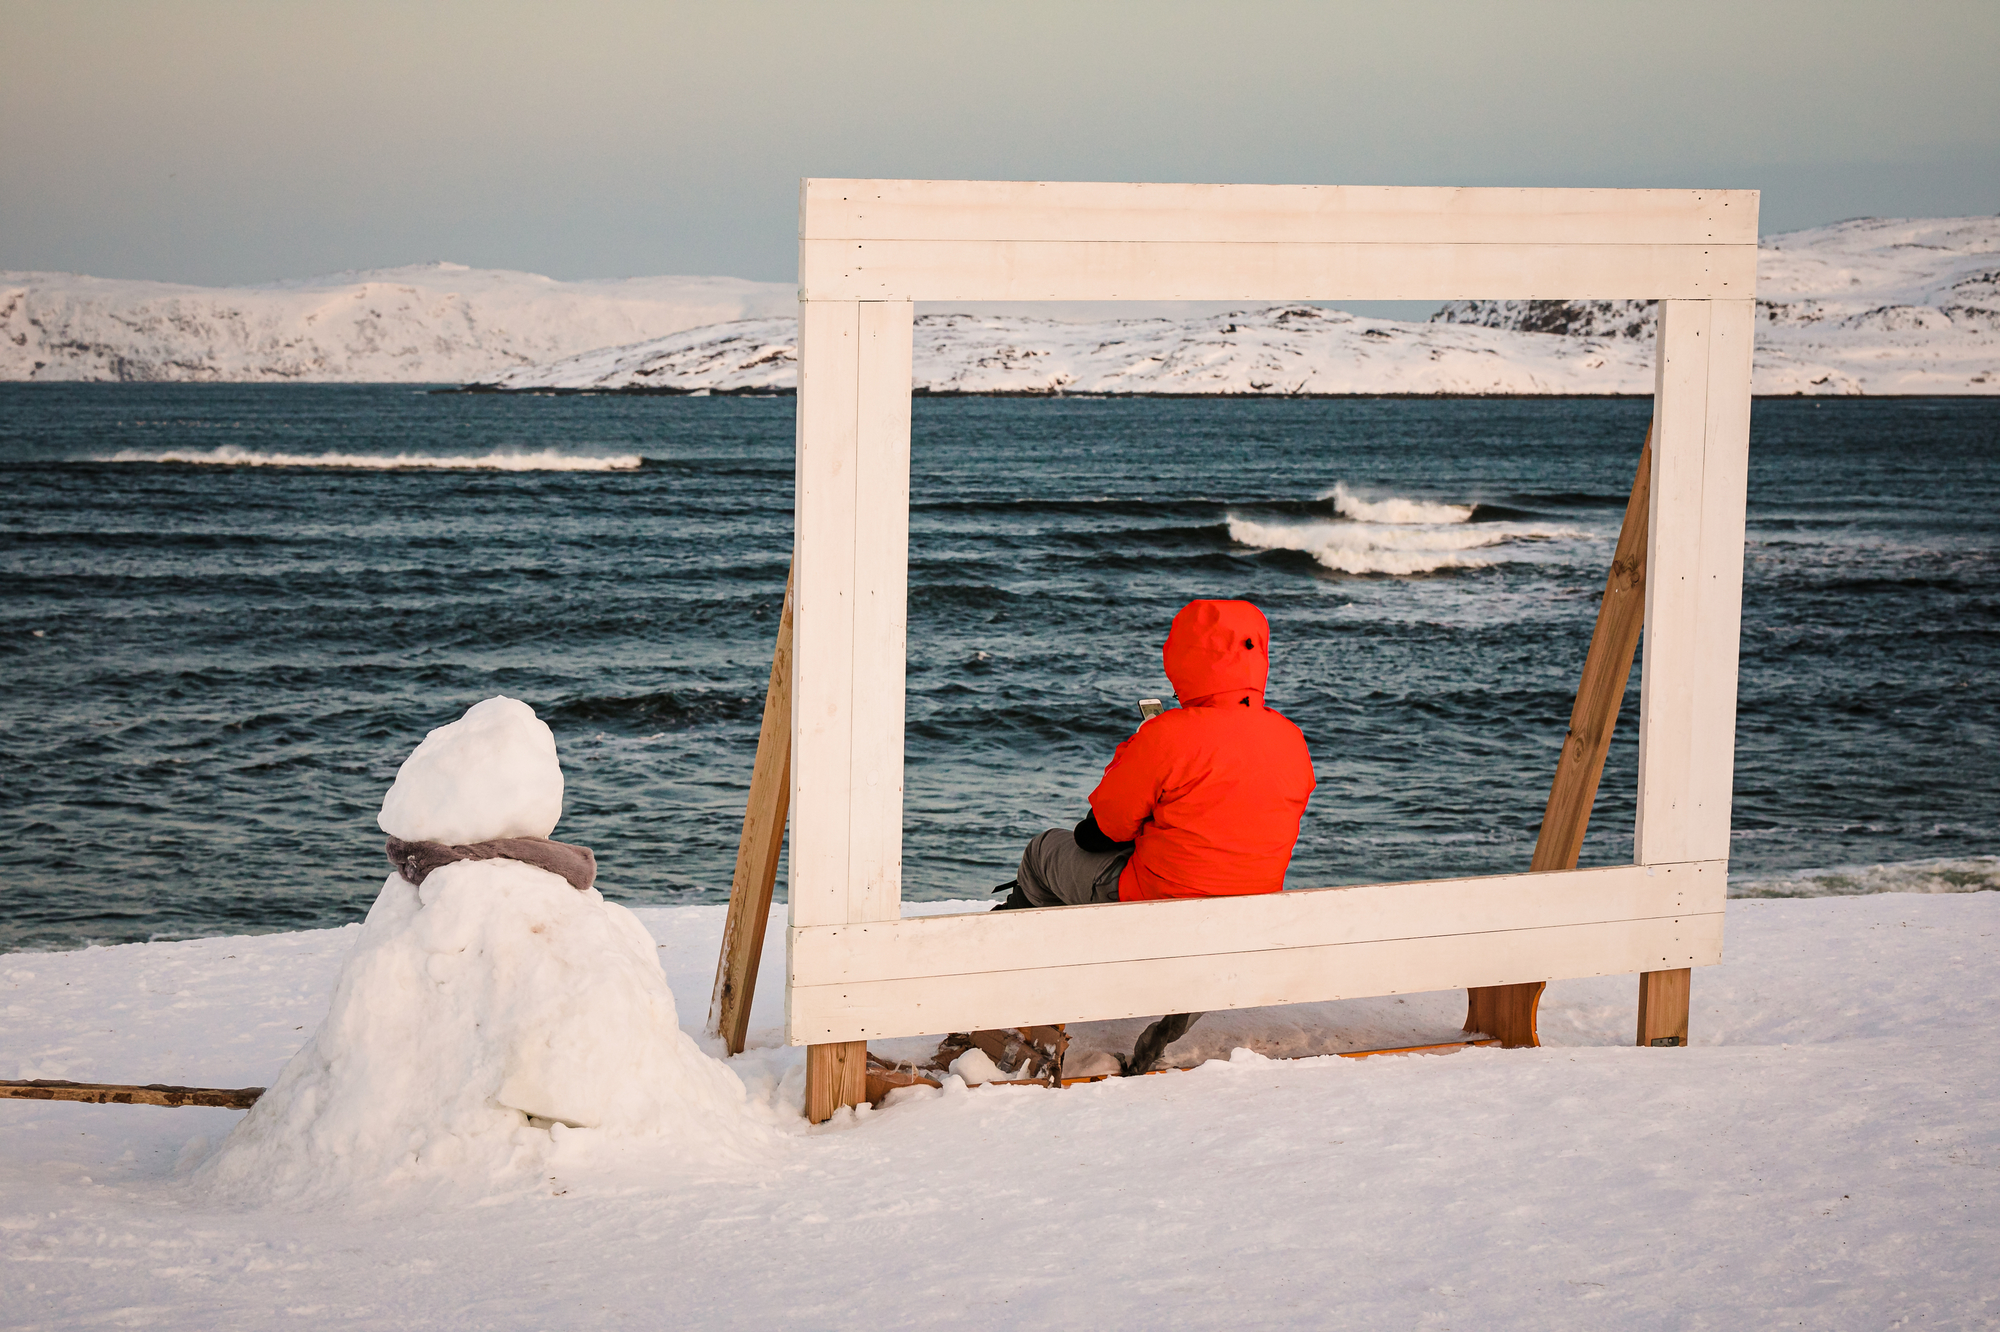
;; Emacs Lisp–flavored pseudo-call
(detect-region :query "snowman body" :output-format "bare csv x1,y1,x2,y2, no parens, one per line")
200,697,754,1201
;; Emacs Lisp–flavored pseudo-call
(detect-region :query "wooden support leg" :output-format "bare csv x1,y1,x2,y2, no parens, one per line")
706,566,795,1055
1463,981,1545,1048
1466,428,1653,1049
1636,968,1691,1047
805,1040,868,1123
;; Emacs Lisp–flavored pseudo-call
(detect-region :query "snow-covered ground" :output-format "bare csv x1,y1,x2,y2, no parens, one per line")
5,891,1995,1328
481,215,1999,396
0,264,795,383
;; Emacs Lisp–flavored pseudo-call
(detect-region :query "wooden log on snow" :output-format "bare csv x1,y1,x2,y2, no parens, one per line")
0,1079,264,1109
708,565,795,1055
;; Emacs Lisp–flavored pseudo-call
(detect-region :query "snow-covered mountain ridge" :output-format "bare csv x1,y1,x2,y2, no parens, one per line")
7,218,1993,391
481,216,1998,397
1434,216,1997,394
0,264,796,383
481,305,1655,397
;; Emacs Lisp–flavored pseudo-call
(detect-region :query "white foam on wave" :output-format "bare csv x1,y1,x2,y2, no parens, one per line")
1731,855,2000,899
1320,482,1474,525
1233,482,1585,574
97,445,643,471
1226,517,1500,575
1229,514,1587,576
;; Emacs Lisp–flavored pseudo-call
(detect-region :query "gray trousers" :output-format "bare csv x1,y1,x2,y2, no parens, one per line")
1015,828,1130,907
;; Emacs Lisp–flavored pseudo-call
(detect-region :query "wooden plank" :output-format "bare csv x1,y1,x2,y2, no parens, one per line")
789,301,910,1119
845,302,914,926
1531,428,1654,873
788,300,860,932
1684,298,1756,863
706,565,795,1054
0,1079,263,1109
805,1039,867,1123
1465,429,1653,1048
1636,968,1693,1046
794,860,1723,988
1636,299,1714,866
790,911,1724,1044
799,238,1754,304
802,180,1759,246
786,862,1723,1042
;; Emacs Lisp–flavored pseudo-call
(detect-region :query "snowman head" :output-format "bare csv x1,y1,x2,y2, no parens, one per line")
378,696,564,844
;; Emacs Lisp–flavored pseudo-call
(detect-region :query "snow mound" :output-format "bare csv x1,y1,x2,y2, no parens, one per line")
378,696,562,844
199,703,766,1203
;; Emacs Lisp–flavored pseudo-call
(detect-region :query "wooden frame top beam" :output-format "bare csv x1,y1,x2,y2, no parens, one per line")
799,179,1759,303
802,180,1758,245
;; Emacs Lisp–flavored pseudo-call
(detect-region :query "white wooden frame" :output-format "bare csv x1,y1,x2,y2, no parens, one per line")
787,179,1756,1046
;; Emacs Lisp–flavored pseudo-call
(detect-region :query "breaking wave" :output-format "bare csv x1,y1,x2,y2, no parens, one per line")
1232,482,1583,574
96,446,644,471
1227,517,1512,575
1321,482,1474,525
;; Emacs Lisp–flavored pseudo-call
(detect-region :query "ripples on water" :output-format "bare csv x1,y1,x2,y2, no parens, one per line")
2,386,1994,951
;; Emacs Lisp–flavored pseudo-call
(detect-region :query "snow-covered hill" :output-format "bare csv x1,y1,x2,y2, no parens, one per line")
10,217,1994,391
0,264,796,382
479,305,1653,396
478,216,1998,396
1436,216,1998,394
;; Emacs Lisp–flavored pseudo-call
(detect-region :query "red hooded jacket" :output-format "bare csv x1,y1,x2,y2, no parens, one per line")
1089,600,1317,900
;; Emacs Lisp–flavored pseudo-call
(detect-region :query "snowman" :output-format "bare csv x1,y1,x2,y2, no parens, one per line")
199,697,756,1201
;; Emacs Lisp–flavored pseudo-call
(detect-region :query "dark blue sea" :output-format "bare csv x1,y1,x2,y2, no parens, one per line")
2,386,1995,952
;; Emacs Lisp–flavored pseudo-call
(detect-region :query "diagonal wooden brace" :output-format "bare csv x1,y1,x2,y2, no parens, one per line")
1467,426,1655,1047
707,565,794,1055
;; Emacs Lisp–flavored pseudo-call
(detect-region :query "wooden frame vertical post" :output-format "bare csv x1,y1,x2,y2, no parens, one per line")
706,566,795,1054
793,295,915,1121
1633,297,1754,1046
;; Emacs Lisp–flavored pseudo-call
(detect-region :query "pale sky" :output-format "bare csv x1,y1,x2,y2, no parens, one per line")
4,0,1997,287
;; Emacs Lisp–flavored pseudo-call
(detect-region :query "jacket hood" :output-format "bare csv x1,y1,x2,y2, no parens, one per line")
1163,599,1271,703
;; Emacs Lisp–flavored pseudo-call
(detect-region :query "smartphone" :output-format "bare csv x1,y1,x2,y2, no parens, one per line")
1137,698,1165,720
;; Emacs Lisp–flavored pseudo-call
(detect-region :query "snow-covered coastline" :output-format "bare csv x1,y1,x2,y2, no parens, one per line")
4,889,1995,1327
1440,215,2000,395
0,263,795,383
6,218,1994,393
478,304,1659,397
480,216,1999,397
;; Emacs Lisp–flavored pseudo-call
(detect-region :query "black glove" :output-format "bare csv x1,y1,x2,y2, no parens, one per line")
1073,810,1135,855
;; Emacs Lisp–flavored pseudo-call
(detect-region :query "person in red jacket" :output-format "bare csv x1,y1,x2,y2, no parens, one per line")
995,598,1317,912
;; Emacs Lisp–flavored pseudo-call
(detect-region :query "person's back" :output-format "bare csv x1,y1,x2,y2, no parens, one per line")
1000,598,1316,910
1091,691,1315,900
